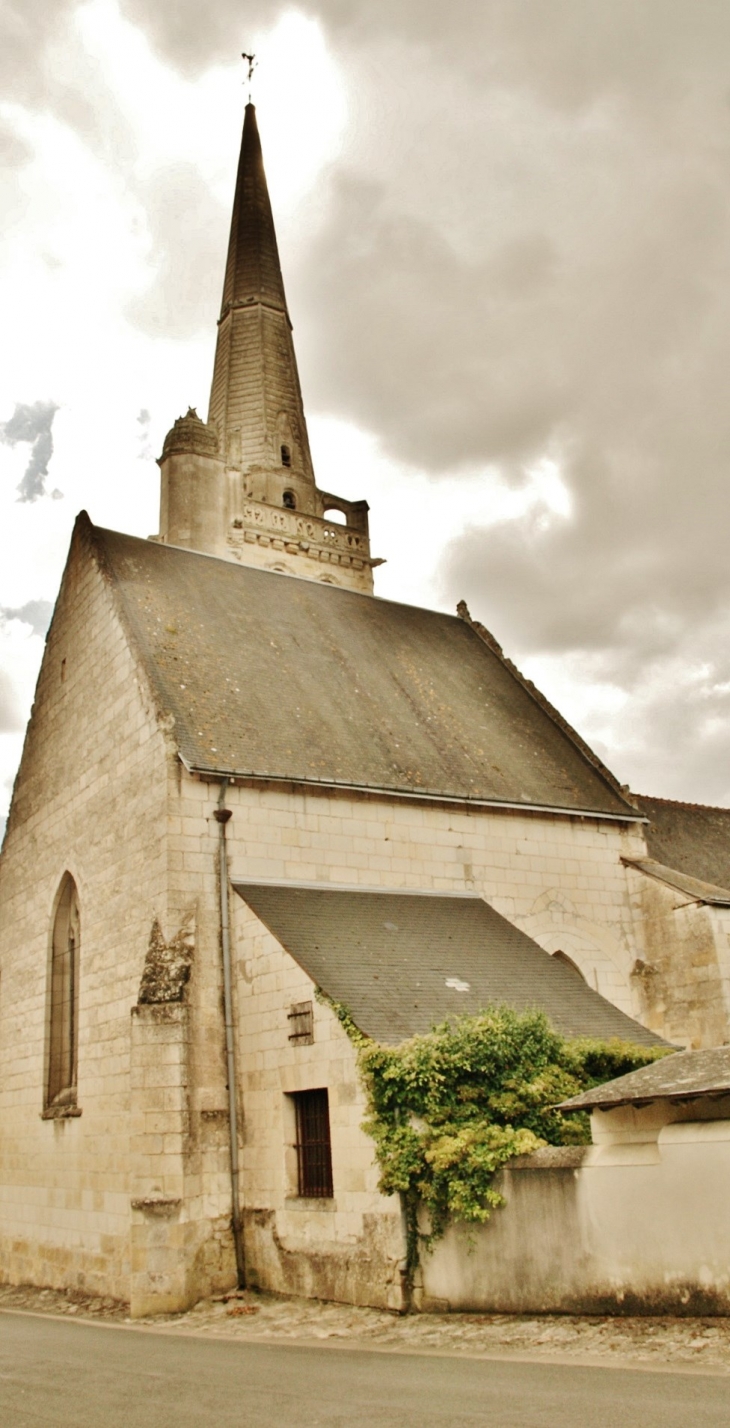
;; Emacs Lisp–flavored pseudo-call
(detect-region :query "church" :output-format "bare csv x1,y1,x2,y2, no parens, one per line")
1,100,729,1316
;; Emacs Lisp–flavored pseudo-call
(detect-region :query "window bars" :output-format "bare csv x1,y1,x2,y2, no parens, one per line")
293,1088,333,1198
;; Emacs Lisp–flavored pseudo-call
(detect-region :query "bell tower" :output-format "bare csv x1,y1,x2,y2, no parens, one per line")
157,100,378,593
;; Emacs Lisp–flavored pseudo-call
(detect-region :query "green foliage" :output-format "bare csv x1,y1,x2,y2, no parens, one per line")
322,997,668,1281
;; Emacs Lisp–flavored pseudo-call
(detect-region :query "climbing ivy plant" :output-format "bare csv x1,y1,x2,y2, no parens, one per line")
320,998,668,1292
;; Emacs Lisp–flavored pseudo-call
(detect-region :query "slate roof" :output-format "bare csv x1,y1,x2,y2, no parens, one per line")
635,795,730,894
86,518,637,817
621,857,730,907
559,1046,730,1111
233,882,667,1048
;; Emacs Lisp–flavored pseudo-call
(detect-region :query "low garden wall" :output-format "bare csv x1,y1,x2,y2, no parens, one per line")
418,1123,730,1315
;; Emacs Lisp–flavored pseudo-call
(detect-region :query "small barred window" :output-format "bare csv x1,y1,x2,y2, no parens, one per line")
293,1088,333,1198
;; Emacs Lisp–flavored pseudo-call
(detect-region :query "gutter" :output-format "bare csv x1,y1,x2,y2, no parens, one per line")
214,781,246,1287
181,756,646,825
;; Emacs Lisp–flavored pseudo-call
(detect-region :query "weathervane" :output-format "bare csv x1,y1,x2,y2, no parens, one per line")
242,51,257,103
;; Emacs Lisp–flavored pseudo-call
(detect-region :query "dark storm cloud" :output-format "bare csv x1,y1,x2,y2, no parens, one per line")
0,402,60,502
0,601,54,637
10,1,730,800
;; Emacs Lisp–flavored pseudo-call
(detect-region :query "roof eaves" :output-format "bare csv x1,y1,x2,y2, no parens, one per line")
232,876,481,898
181,755,647,822
559,1084,730,1112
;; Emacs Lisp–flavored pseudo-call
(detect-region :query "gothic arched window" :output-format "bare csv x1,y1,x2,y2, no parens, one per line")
46,874,80,1109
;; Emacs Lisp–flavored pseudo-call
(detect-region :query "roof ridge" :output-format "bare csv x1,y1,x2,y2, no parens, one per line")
456,601,637,816
634,793,730,814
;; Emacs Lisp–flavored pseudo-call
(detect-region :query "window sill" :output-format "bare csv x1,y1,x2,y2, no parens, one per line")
42,1104,82,1120
284,1197,337,1211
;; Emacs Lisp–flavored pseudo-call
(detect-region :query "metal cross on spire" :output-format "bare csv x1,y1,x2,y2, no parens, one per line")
241,51,257,103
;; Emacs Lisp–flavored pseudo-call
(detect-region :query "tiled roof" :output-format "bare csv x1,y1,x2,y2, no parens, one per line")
86,518,638,817
559,1045,730,1111
233,882,668,1048
635,795,730,894
621,856,730,906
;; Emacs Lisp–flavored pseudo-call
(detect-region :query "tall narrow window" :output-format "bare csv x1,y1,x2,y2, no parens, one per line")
280,444,291,467
293,1089,333,1198
47,874,80,1109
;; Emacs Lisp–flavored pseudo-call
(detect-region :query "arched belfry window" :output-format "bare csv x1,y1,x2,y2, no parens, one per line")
282,490,296,509
47,874,80,1109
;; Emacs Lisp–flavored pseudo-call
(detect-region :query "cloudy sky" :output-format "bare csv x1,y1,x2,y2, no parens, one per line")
2,0,730,835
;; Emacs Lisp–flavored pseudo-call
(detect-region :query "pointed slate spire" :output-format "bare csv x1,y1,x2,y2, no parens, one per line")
218,101,288,320
208,103,316,499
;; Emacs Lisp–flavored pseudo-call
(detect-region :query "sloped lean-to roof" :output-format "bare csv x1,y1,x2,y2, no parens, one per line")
84,516,639,819
559,1045,730,1112
234,882,668,1048
620,856,730,906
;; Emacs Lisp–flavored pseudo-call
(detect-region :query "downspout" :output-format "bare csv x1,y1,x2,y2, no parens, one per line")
214,781,246,1287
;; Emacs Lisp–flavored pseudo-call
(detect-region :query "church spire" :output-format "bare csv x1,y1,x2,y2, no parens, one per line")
158,92,378,594
207,101,316,498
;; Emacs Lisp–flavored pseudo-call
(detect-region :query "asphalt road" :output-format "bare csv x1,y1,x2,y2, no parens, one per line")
0,1311,728,1427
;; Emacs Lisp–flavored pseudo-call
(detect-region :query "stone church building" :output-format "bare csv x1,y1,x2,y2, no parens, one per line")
1,103,729,1316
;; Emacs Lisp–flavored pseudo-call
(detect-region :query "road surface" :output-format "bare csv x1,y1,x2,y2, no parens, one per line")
0,1310,727,1426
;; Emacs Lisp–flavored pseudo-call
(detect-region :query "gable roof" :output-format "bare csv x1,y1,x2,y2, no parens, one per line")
84,517,637,818
233,882,667,1048
635,795,730,894
559,1045,730,1112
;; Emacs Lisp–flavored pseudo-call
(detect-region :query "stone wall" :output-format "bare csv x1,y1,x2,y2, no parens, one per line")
178,775,649,1022
234,901,405,1309
153,771,660,1312
625,867,730,1047
420,1102,730,1315
0,531,171,1300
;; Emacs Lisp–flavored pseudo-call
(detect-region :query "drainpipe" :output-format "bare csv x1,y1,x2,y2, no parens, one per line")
214,781,246,1287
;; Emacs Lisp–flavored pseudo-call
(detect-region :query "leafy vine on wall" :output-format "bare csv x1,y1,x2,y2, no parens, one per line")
317,996,668,1297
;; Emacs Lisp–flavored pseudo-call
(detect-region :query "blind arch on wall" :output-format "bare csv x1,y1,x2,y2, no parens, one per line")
47,873,80,1108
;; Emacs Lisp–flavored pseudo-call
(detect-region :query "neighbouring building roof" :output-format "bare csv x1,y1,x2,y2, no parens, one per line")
233,882,668,1047
620,856,730,907
635,795,730,894
85,517,638,818
559,1046,730,1112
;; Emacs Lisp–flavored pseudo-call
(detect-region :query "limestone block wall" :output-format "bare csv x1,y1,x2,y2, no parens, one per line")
234,901,405,1309
157,770,661,1311
175,775,650,1025
0,539,171,1300
625,869,730,1047
140,761,693,1311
